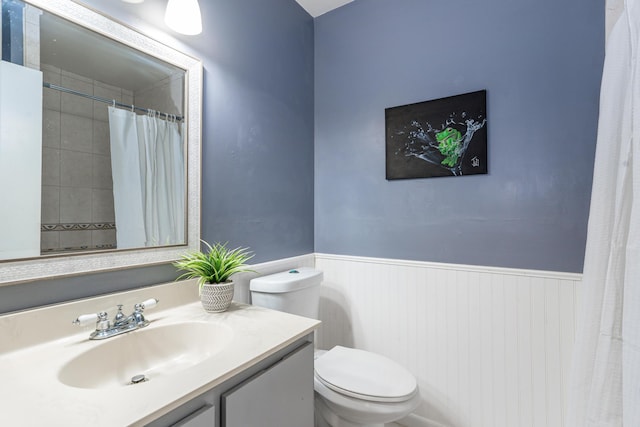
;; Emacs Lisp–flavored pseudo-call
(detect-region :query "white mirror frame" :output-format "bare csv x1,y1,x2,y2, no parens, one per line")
0,0,202,286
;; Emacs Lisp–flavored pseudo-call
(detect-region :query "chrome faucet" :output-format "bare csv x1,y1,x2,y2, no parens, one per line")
73,298,159,340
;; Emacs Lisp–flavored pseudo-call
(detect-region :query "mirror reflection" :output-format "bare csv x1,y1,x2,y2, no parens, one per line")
1,0,187,261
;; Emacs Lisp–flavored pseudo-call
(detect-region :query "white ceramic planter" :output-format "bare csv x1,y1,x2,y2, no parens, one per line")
200,281,234,312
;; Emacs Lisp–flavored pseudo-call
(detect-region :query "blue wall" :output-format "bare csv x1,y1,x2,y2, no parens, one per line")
0,0,314,314
0,0,605,313
192,0,315,262
314,0,604,273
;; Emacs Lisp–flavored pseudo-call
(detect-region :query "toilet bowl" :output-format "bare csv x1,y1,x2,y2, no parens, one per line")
313,346,420,427
250,268,420,427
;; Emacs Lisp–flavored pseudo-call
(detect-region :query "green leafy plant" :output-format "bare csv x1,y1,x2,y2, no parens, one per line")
174,240,254,290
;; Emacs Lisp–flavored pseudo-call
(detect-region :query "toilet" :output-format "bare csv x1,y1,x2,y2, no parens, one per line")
250,267,420,427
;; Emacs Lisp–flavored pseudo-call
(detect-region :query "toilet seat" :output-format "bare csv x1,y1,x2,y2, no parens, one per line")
314,346,417,403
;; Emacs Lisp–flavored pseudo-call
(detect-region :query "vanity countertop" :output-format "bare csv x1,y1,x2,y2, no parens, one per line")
0,281,320,426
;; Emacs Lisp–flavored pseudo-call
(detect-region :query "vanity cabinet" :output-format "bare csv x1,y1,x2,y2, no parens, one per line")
148,338,314,427
0,288,320,426
222,341,313,427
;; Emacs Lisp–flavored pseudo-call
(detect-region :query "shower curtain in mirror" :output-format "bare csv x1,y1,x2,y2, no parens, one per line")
565,1,640,425
108,107,185,249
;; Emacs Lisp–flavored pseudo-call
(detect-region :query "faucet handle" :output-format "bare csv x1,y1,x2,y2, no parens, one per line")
72,311,108,327
73,313,98,326
137,298,159,311
130,298,158,327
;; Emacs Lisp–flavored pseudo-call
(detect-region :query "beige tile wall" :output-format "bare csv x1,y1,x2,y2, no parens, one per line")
133,72,184,118
40,64,131,253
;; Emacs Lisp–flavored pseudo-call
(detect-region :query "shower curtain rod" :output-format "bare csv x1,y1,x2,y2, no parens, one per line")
43,82,183,122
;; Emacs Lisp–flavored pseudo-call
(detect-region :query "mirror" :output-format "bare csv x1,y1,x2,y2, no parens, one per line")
0,0,202,285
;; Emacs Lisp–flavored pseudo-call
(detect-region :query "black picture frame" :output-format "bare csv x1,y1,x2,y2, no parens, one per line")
385,90,488,179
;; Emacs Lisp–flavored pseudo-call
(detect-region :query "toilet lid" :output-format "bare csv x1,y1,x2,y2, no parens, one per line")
314,346,417,403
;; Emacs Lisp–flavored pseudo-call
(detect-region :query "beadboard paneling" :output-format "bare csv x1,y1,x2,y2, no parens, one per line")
314,254,581,427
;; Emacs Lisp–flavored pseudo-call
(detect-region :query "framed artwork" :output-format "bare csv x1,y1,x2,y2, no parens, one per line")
385,90,487,179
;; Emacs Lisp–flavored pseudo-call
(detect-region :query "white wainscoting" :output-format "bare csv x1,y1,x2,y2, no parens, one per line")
314,253,582,427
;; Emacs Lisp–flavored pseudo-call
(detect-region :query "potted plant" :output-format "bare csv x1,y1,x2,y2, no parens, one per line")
174,240,254,312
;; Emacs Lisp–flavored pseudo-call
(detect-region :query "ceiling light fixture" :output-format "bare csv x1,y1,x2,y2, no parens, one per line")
164,0,203,36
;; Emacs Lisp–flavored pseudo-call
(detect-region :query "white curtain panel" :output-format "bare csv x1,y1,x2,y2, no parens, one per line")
108,107,146,249
168,121,186,244
163,118,185,245
565,1,640,426
108,107,184,249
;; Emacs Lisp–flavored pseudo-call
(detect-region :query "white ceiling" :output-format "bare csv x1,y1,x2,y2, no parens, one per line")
294,0,353,17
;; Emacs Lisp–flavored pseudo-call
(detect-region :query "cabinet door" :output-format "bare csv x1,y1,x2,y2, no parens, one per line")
222,342,314,427
171,404,215,427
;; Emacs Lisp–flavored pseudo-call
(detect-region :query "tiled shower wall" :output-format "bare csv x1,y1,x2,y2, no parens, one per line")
133,72,184,119
315,254,581,427
40,64,130,253
39,64,183,254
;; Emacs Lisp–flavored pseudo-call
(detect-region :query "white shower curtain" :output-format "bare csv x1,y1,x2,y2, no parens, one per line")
565,1,640,426
108,107,185,249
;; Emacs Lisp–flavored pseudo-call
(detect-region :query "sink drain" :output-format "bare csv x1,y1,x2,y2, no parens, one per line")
129,374,148,385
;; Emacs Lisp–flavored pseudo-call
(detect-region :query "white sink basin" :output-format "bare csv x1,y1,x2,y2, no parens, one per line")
58,321,233,389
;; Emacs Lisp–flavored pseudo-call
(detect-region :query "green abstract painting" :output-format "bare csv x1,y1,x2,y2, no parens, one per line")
386,90,487,179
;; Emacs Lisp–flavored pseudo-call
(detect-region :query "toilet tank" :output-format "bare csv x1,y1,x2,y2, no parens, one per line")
249,267,323,319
